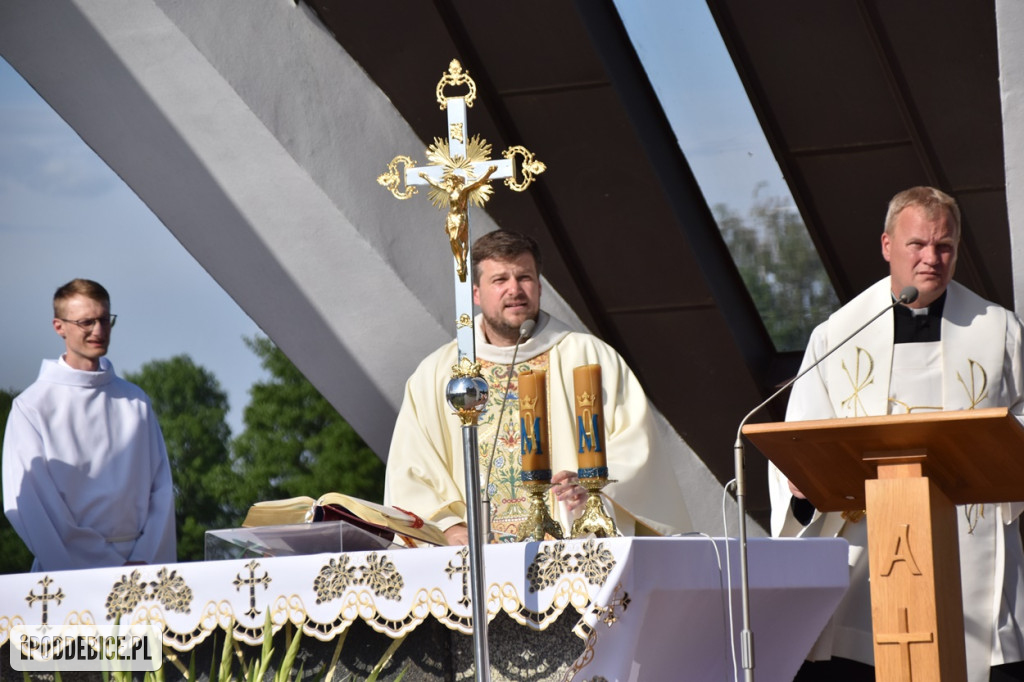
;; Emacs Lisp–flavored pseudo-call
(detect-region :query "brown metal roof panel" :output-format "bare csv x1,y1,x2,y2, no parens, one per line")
607,307,767,486
955,190,1013,307
869,3,1004,189
499,88,714,311
450,1,611,91
790,146,928,296
713,1,909,151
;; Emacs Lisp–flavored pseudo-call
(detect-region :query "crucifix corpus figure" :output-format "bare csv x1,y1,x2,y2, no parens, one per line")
420,164,498,281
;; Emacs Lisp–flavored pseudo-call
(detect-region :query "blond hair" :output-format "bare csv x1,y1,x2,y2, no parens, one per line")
884,186,961,242
53,278,110,318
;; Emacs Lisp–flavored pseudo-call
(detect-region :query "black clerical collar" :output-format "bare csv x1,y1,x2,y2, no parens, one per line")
893,290,945,343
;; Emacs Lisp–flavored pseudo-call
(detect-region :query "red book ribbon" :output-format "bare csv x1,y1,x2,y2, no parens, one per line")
393,506,425,529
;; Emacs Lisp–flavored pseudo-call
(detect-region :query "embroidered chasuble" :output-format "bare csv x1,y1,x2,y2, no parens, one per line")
385,312,692,542
770,278,1024,681
476,353,554,542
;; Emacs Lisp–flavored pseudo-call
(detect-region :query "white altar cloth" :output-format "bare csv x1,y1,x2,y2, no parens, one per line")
0,536,847,681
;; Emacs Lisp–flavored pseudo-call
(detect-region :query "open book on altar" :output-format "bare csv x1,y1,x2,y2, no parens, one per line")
242,493,448,547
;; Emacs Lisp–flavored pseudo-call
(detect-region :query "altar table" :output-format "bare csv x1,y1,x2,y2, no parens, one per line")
0,536,848,681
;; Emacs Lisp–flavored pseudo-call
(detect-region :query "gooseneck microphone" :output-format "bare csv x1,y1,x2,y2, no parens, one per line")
731,285,918,682
482,318,537,542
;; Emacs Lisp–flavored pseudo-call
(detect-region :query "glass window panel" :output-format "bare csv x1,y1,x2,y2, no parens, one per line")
613,1,838,351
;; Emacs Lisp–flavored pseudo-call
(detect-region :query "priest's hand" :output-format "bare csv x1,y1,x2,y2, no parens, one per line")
552,470,588,513
788,479,807,499
444,524,470,545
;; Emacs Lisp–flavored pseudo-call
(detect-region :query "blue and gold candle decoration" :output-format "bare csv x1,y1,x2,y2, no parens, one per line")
574,364,608,479
519,370,551,481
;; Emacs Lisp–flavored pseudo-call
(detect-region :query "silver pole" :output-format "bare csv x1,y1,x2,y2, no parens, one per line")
462,424,490,681
733,440,755,682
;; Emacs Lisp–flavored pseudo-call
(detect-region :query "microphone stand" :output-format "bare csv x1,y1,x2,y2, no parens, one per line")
731,286,918,682
481,320,534,542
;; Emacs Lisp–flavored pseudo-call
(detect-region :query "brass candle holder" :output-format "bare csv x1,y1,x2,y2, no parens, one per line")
515,479,565,542
571,477,618,538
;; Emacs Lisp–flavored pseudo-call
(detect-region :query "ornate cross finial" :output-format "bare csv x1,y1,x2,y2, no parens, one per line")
436,59,477,109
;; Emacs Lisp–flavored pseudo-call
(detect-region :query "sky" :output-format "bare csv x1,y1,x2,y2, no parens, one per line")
613,0,791,215
0,57,266,436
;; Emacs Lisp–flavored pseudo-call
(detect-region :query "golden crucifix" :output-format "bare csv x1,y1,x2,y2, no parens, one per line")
377,59,546,365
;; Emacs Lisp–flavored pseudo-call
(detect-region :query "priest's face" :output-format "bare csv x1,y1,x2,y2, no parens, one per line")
473,253,541,346
881,203,958,308
53,294,112,371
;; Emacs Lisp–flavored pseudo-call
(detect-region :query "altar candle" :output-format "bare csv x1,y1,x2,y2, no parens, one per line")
574,364,607,474
519,370,551,480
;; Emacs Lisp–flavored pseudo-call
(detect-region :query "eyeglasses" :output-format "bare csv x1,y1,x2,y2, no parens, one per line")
59,315,117,331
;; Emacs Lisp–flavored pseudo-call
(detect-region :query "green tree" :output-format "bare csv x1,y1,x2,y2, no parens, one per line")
126,355,238,561
0,387,34,573
715,189,839,351
230,336,385,513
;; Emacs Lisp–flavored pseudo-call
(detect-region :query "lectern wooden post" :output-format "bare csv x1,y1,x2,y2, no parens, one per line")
864,457,964,681
742,407,1024,682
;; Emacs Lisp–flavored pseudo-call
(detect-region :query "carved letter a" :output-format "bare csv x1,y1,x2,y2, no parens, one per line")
881,524,923,577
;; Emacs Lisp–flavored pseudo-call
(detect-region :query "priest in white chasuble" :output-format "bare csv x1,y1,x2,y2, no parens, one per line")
770,187,1024,682
385,230,692,545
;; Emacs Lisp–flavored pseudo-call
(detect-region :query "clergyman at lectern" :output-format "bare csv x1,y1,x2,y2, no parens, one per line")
769,186,1024,682
384,229,692,545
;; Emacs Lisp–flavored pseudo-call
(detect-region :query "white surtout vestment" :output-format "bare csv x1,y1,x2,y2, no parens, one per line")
769,278,1024,681
385,312,692,538
2,357,176,572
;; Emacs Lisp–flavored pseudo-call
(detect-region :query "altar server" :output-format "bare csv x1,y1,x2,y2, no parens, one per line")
385,230,691,545
770,187,1024,682
2,279,176,571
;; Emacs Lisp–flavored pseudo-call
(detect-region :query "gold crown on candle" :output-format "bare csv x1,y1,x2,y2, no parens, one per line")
521,394,538,411
577,391,596,408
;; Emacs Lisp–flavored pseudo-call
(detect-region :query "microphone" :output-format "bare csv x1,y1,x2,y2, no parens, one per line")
481,318,537,541
730,285,917,681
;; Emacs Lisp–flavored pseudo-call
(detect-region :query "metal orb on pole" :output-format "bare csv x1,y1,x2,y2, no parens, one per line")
446,371,489,415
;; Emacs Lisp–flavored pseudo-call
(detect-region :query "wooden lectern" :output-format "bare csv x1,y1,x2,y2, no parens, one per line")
743,407,1024,682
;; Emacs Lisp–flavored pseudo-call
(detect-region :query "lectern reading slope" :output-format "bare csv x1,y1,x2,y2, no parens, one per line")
742,407,1024,682
743,407,1024,511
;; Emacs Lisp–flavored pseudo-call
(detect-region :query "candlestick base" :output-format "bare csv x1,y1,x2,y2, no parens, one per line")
571,477,618,539
515,480,565,542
